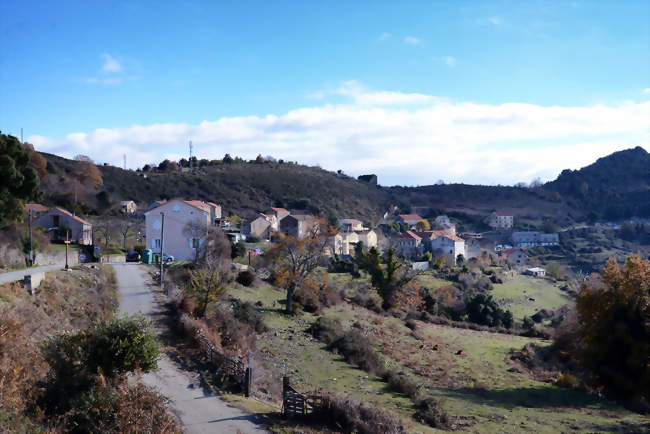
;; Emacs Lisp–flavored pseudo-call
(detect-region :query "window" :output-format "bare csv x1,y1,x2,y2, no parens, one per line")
154,239,161,249
52,215,60,226
173,202,180,212
190,238,199,248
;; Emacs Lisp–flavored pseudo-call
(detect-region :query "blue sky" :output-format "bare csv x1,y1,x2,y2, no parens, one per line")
1,1,648,185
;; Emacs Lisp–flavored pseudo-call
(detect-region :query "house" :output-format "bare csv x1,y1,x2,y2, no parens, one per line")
489,212,514,229
502,248,526,265
357,230,377,249
339,218,365,232
33,207,92,245
434,215,451,226
331,231,359,256
265,207,290,230
147,200,167,211
144,199,215,261
396,214,423,227
241,214,272,239
525,267,546,277
512,231,560,247
280,214,317,239
431,233,466,261
184,200,222,226
24,203,49,215
391,231,422,258
120,200,137,215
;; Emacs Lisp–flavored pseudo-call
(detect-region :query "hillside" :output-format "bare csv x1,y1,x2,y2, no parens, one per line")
38,147,649,224
39,153,394,223
544,146,650,220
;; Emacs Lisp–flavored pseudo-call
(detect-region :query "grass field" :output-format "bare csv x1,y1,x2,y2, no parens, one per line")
227,281,649,433
491,275,571,322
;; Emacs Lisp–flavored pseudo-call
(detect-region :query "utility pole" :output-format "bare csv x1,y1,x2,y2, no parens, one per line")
28,209,33,266
189,140,193,170
159,212,165,292
20,128,23,144
123,154,127,170
64,230,70,270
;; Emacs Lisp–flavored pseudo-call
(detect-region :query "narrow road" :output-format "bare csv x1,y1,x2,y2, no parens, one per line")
111,263,267,434
0,264,63,285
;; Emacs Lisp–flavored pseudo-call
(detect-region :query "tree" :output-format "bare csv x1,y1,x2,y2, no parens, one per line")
255,154,265,164
268,218,333,314
456,254,465,266
223,153,233,164
183,217,209,263
186,228,232,317
360,247,417,310
415,219,431,231
0,133,41,222
119,219,134,251
574,254,649,401
73,155,103,187
23,142,48,180
465,294,513,328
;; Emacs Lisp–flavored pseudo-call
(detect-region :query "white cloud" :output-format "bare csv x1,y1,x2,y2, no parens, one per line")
378,32,392,41
334,81,437,105
478,16,503,26
643,88,650,95
443,56,457,67
100,53,123,73
403,36,420,45
29,83,650,186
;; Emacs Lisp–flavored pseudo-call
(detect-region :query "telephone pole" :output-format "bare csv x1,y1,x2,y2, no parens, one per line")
159,212,165,292
189,140,193,170
123,154,127,170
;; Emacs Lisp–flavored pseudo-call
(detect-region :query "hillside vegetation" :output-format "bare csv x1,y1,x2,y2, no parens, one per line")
38,146,650,225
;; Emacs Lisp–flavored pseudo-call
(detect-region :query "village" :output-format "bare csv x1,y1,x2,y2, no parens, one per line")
22,198,561,280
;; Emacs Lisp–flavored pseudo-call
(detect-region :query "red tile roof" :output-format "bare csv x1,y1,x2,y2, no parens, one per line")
53,207,92,226
393,230,421,240
25,203,49,213
271,207,288,213
398,214,423,221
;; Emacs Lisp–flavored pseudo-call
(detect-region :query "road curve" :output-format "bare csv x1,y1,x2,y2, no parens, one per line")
111,263,267,434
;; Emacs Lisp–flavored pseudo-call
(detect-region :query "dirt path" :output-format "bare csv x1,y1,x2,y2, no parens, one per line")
112,263,267,434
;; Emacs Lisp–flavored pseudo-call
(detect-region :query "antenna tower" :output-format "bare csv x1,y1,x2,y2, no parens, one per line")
123,154,127,170
189,140,193,169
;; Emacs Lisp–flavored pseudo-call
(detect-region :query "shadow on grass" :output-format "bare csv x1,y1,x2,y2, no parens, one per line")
436,384,616,410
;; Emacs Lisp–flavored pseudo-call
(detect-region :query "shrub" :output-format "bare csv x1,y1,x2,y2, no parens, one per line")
555,373,580,389
84,315,160,376
312,393,406,434
62,376,181,433
309,316,344,345
465,294,513,328
233,301,267,333
236,270,257,287
330,328,385,376
415,397,452,429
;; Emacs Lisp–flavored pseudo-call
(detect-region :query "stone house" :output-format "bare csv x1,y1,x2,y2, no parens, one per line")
241,214,272,239
33,207,92,245
120,200,137,214
489,212,514,229
339,218,365,232
391,231,422,258
503,248,526,265
280,214,317,239
265,207,290,230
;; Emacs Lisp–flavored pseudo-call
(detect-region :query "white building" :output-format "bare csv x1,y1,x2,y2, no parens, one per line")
489,212,514,229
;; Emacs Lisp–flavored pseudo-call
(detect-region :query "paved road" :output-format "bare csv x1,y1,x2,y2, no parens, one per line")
111,263,267,434
0,264,63,285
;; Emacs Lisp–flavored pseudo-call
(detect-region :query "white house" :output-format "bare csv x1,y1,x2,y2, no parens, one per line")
489,212,514,229
525,267,546,277
391,231,422,258
145,199,221,261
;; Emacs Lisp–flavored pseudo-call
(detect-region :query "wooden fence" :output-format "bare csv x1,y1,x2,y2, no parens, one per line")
282,377,323,417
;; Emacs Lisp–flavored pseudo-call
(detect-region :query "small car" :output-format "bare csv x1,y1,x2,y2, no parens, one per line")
125,251,140,262
162,253,175,263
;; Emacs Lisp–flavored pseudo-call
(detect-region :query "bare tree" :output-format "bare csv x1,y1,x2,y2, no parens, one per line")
119,219,135,251
183,217,209,263
266,218,335,314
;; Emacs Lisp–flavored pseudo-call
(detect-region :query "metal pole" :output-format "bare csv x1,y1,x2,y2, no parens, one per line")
65,230,70,269
28,209,33,266
160,212,165,292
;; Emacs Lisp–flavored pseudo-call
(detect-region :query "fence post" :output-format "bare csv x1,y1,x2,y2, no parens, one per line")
245,367,252,397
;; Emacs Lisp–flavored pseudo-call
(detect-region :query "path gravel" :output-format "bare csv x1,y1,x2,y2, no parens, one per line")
112,263,268,434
